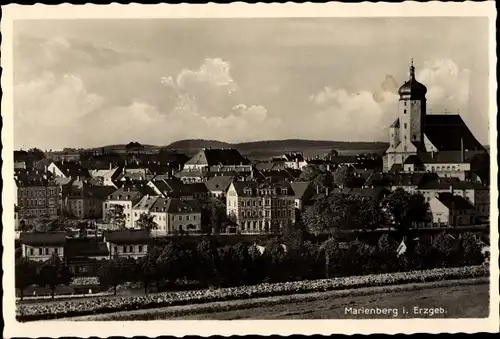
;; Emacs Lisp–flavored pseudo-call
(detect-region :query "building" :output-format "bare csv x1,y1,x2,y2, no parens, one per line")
15,173,60,224
102,185,147,228
20,232,66,261
226,181,297,234
383,61,486,173
132,195,160,228
61,182,116,219
183,148,251,172
89,164,121,187
429,193,476,226
47,161,91,180
149,198,202,236
289,181,314,210
103,230,151,259
204,176,235,198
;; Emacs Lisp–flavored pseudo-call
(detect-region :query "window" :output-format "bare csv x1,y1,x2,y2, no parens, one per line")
123,246,127,253
252,201,256,207
29,248,34,256
129,246,133,253
54,248,58,254
404,123,407,129
404,101,407,106
38,248,42,255
179,215,182,221
139,245,143,253
404,109,407,114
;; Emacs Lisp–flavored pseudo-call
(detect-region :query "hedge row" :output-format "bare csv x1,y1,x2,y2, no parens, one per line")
17,265,488,321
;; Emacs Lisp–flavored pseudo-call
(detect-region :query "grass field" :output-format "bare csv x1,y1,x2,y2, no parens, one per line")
67,278,489,320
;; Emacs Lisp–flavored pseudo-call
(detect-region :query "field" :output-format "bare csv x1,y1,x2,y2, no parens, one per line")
67,278,489,320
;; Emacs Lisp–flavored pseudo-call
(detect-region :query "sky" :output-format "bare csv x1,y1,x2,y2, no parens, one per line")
13,17,490,150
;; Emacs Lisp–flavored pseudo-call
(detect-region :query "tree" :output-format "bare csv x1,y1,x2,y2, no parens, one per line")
37,253,73,299
97,257,129,295
382,188,429,231
298,166,334,192
15,258,37,300
333,165,356,188
27,147,45,161
156,243,183,288
460,233,484,266
196,239,221,287
136,212,157,234
318,238,343,278
303,193,382,235
201,198,229,235
108,205,126,230
324,149,339,160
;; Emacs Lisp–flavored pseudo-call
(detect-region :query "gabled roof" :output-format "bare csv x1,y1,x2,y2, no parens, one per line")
230,180,294,196
290,181,312,199
105,185,147,201
150,198,201,214
103,230,151,244
185,148,250,166
51,161,90,178
204,176,235,192
436,192,475,210
424,114,485,152
65,239,109,258
85,185,117,199
133,195,160,210
20,232,67,246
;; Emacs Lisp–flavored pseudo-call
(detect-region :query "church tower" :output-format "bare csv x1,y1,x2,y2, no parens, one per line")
397,60,427,152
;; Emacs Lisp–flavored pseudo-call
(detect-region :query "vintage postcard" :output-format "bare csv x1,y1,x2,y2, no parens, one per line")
2,2,498,337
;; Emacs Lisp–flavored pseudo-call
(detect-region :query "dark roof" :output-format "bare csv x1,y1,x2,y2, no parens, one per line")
390,119,400,128
106,186,145,201
436,193,475,210
85,185,117,199
150,198,201,213
204,176,234,192
185,148,250,166
282,152,305,162
65,239,110,258
103,230,151,244
52,161,90,178
414,150,485,164
418,177,486,190
230,180,294,196
398,65,427,99
404,155,425,165
290,181,312,199
391,172,439,187
424,114,485,152
20,232,67,246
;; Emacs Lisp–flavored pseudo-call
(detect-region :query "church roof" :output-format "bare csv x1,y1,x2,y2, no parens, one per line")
424,114,484,151
185,148,250,166
398,62,427,99
415,150,484,164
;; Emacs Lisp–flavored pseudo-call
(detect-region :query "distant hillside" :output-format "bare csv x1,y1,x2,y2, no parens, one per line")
165,139,232,150
165,139,389,159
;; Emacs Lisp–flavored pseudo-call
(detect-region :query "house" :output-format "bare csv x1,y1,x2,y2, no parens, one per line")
132,195,160,228
204,176,235,198
272,152,308,170
102,185,148,228
64,238,110,275
290,181,314,210
47,161,90,180
15,172,60,224
20,232,66,261
60,181,116,219
89,164,121,187
148,198,202,236
226,181,297,234
183,148,251,171
103,230,151,259
429,193,476,226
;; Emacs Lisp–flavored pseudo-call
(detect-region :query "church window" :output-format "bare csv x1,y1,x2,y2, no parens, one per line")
404,109,407,114
404,135,407,140
404,101,407,106
431,166,435,172
452,166,456,171
404,123,407,129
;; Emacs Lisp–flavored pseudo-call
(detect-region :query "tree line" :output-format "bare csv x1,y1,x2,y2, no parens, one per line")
16,230,486,299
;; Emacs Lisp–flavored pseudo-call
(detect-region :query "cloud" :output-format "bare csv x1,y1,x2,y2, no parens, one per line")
14,58,281,149
417,59,471,112
14,34,148,82
307,87,398,141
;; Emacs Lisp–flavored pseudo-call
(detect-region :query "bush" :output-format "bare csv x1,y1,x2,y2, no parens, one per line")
17,265,488,321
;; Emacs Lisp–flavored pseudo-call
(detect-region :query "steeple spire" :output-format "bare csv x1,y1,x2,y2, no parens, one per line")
409,58,415,79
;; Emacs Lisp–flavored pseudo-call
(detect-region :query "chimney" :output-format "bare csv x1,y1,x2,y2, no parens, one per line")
109,162,112,170
461,138,465,163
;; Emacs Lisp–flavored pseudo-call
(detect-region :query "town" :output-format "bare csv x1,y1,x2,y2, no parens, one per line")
14,63,490,305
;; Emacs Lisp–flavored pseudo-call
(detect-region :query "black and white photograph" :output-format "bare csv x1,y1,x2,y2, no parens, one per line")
2,2,498,336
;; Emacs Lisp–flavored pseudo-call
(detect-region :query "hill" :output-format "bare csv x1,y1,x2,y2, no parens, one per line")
165,139,389,159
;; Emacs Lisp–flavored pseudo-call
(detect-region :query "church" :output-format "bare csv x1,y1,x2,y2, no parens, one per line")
382,61,489,184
